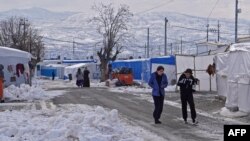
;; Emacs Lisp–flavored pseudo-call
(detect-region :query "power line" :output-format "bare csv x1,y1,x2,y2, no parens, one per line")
135,0,174,15
207,0,221,21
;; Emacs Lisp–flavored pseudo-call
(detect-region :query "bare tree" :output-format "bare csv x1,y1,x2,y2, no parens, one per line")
0,17,44,63
91,3,133,81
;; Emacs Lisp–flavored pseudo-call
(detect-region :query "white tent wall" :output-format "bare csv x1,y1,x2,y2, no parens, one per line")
215,53,229,97
176,55,216,91
216,43,250,113
176,55,194,87
0,57,30,87
227,51,250,112
195,55,216,91
64,63,99,80
151,64,176,84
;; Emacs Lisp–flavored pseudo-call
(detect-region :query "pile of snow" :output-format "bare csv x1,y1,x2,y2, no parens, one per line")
4,84,64,102
0,104,165,141
109,85,176,94
220,107,249,118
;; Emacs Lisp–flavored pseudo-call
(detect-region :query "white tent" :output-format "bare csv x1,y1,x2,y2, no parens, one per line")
64,63,99,80
215,43,250,113
176,54,216,91
0,46,31,86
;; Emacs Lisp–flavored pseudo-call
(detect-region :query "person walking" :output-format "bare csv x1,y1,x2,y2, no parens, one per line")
177,68,198,125
0,65,5,103
76,68,84,87
52,71,55,81
148,66,168,124
83,67,90,87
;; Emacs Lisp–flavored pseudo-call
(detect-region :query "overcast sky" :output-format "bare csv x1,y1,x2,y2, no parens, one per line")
0,0,250,19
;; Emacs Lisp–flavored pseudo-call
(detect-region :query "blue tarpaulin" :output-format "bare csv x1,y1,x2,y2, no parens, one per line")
111,56,176,82
111,59,151,82
150,56,175,65
41,68,57,77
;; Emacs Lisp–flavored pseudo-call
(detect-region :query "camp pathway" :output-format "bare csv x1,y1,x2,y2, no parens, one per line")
52,87,227,141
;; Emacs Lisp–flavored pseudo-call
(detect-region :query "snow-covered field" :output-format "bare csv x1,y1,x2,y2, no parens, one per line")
0,104,165,141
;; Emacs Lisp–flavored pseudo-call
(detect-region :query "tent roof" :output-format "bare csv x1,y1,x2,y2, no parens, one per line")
150,56,175,65
230,43,250,52
0,46,31,59
113,58,149,63
65,63,87,69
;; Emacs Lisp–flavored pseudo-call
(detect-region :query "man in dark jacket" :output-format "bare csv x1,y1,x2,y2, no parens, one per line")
148,66,168,124
178,68,198,125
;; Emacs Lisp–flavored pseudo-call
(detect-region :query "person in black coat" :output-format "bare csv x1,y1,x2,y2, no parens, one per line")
177,68,198,125
83,67,90,87
52,71,55,81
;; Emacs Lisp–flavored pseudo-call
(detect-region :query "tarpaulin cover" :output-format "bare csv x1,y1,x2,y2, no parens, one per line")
216,43,250,113
111,59,151,82
176,55,216,91
0,46,31,87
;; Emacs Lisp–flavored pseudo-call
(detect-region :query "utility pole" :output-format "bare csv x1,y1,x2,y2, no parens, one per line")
147,28,150,58
206,24,209,42
73,38,75,59
235,0,240,43
217,21,220,42
158,45,161,56
164,18,168,56
180,36,183,54
145,43,147,58
29,30,32,53
170,43,173,55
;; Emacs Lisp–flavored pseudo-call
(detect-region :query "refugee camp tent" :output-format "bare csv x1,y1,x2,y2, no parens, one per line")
64,63,100,80
176,54,216,91
150,56,176,84
111,59,151,82
111,56,176,83
0,46,31,86
38,64,66,79
62,60,96,65
215,43,250,113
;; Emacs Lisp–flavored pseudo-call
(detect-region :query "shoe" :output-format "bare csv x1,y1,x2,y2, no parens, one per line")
155,120,162,124
192,120,198,125
184,121,188,124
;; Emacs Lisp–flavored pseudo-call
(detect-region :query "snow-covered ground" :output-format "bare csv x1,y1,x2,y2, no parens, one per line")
1,79,166,141
109,85,176,94
0,104,165,141
4,82,65,102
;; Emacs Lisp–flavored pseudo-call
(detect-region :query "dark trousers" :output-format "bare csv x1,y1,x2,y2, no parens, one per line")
180,92,196,121
153,96,164,121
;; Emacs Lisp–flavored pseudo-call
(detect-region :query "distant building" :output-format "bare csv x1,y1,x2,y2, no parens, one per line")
196,42,229,55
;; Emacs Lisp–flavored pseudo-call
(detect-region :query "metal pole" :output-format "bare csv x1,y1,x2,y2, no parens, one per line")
147,28,149,58
73,38,75,59
180,36,183,54
235,0,239,43
218,20,220,42
170,43,173,55
165,18,168,56
206,24,209,42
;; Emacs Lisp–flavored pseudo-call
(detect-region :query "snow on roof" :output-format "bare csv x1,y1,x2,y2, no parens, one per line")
230,43,250,52
0,46,31,59
114,58,150,62
65,63,87,69
45,64,66,67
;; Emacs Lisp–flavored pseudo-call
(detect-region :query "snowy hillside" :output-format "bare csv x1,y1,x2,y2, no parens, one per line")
1,7,250,59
